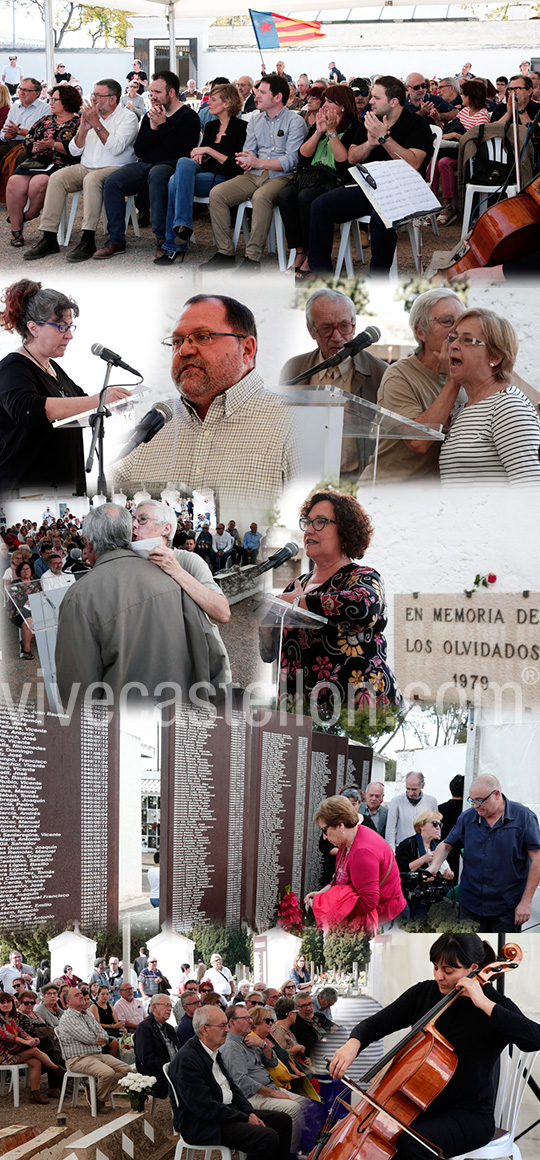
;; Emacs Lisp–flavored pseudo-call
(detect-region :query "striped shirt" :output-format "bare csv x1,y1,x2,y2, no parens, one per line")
110,369,302,522
439,385,540,486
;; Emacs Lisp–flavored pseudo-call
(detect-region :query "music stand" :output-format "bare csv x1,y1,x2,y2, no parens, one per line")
262,595,328,707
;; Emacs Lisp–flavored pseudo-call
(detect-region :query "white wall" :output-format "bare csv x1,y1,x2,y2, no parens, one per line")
395,743,467,804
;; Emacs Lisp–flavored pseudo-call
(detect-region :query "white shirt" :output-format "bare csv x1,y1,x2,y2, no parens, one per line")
202,965,233,998
69,103,138,168
41,572,76,591
212,531,234,553
0,963,33,993
0,97,48,142
147,865,160,899
2,63,23,84
200,1040,233,1104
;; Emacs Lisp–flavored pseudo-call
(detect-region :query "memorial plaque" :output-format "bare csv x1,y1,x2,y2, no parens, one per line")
346,743,374,791
249,709,312,933
303,733,349,899
252,934,268,985
0,704,119,933
160,707,252,930
394,593,540,708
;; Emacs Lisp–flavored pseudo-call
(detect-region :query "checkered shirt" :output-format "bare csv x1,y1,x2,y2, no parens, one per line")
56,1008,107,1059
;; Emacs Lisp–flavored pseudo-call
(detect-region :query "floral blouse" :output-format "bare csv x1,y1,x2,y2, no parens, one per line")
275,563,401,710
24,111,81,168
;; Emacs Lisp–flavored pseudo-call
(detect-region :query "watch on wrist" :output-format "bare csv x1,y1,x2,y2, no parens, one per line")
378,131,390,145
327,131,338,139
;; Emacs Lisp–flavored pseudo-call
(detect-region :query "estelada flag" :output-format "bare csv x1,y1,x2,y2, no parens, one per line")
249,9,326,50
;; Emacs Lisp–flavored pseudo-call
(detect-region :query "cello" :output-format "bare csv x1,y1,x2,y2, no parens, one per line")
446,176,540,278
308,942,523,1160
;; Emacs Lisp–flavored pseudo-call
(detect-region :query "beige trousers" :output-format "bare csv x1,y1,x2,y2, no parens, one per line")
250,1090,307,1149
209,171,291,260
67,1053,131,1102
39,164,119,232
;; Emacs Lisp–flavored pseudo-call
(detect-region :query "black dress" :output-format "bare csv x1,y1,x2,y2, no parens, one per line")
350,979,540,1160
0,352,87,493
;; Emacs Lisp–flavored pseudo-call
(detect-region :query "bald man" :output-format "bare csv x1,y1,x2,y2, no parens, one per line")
429,775,540,932
359,782,388,836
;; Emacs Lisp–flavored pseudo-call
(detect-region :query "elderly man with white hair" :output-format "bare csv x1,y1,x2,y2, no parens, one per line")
280,287,387,475
55,503,230,703
361,287,465,482
202,953,234,1002
428,775,540,933
359,782,388,836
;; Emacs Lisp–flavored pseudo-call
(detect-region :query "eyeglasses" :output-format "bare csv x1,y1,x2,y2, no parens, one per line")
262,1017,274,1025
409,83,427,90
299,516,337,532
313,321,355,339
447,333,486,347
19,1000,36,1006
93,91,113,100
12,983,23,990
18,87,40,94
430,315,459,327
36,322,77,335
186,998,202,1006
162,330,247,350
508,86,527,92
430,820,441,827
467,790,497,806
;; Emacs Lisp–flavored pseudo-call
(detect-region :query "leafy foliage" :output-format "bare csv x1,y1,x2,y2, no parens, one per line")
188,924,253,972
300,925,325,969
322,928,371,972
294,278,372,316
15,0,131,48
394,275,468,314
399,899,478,934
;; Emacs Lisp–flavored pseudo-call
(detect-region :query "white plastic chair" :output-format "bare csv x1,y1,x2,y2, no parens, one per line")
461,137,517,240
57,1065,116,1118
232,200,287,270
0,1064,28,1108
163,1061,247,1160
58,192,139,246
450,1047,538,1160
425,124,443,236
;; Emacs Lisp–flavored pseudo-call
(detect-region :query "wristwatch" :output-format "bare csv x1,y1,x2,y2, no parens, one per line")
327,131,338,139
378,131,391,145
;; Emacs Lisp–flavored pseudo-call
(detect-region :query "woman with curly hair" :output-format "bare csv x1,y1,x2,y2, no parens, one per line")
6,84,82,247
0,280,130,492
261,490,401,711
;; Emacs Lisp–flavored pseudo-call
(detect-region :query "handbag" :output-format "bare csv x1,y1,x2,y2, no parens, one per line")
469,123,513,187
291,164,341,193
266,1058,293,1089
15,157,55,174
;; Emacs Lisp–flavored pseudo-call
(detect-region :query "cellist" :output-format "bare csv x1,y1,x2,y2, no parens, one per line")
329,933,540,1160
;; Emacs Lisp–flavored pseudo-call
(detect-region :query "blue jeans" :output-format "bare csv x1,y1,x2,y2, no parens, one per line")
164,159,227,253
103,161,175,244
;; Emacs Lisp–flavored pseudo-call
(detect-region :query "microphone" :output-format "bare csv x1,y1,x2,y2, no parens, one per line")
325,325,382,367
91,342,142,379
117,402,174,459
257,542,299,574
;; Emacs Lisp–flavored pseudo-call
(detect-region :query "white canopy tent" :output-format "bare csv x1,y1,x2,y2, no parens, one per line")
40,0,496,85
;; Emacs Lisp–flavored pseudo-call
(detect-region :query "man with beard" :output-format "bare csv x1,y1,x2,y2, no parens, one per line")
110,294,301,523
385,772,438,850
96,72,200,260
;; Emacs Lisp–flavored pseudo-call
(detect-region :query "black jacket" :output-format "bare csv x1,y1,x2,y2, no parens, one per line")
168,1034,253,1141
133,1014,181,1098
135,104,200,166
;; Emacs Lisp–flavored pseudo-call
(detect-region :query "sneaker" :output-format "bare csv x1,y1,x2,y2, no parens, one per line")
23,233,60,261
66,235,96,263
93,242,126,260
234,257,261,273
199,252,236,270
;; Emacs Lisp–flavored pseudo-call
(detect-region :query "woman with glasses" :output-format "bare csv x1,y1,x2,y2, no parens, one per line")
6,84,82,247
289,953,311,991
0,991,65,1103
277,84,359,278
261,490,400,712
306,795,406,934
0,280,131,492
396,810,454,920
439,308,540,485
361,288,464,482
301,84,326,127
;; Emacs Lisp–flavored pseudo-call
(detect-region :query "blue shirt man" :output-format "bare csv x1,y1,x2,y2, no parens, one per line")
429,776,540,933
242,523,262,563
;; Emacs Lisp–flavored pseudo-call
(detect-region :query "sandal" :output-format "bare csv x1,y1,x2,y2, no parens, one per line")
10,230,24,247
437,208,457,227
21,649,34,660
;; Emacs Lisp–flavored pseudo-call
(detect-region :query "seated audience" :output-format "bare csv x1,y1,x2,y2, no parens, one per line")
133,993,180,1098
6,84,81,247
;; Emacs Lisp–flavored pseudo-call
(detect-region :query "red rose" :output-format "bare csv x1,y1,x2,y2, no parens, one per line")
487,573,496,584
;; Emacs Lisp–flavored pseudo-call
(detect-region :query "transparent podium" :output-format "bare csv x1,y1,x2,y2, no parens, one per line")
280,385,444,483
262,595,328,707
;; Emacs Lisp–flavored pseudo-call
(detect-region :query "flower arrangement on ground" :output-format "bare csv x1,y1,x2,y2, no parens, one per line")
118,1071,157,1112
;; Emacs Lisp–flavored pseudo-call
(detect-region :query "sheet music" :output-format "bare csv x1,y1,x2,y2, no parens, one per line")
349,160,441,229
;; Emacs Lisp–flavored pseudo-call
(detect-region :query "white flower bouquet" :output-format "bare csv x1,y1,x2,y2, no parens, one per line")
118,1072,157,1110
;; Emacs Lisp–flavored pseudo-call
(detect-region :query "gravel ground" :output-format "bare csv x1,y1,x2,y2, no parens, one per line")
0,198,463,278
0,1085,176,1137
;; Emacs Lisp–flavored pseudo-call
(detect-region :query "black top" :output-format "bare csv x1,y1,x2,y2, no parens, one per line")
54,71,72,83
168,1033,253,1141
301,121,360,182
350,979,540,1117
0,352,87,493
135,104,200,166
126,69,148,94
200,117,248,179
94,1002,120,1036
491,97,540,122
350,106,434,177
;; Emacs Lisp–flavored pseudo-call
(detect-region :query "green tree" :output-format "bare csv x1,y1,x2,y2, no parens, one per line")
188,925,253,974
323,928,371,973
13,0,131,48
300,925,325,971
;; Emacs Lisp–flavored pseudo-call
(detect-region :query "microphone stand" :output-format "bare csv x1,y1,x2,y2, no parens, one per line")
86,360,113,495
